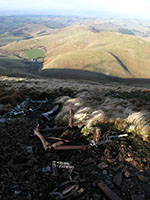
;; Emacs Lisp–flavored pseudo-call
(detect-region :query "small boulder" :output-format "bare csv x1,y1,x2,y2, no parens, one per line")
113,172,122,186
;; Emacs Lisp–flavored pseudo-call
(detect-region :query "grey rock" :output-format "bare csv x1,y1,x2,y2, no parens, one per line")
14,190,21,195
113,172,122,186
138,175,149,183
92,193,102,200
98,162,108,169
42,166,51,172
102,170,108,175
26,146,33,153
143,184,150,198
124,170,131,178
125,158,133,162
131,194,145,200
105,180,114,189
27,193,32,200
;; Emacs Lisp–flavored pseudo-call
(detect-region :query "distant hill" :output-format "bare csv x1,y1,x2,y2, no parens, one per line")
1,21,150,79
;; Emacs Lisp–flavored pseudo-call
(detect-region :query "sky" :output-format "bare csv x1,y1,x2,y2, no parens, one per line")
1,0,150,18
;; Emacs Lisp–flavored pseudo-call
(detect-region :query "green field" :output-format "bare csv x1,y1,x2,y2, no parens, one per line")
24,48,45,60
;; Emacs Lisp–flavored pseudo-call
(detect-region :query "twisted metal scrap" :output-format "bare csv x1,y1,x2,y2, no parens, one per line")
34,124,91,151
34,124,49,150
97,180,122,200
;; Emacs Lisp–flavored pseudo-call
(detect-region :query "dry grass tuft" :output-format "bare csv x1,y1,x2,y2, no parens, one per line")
0,76,150,141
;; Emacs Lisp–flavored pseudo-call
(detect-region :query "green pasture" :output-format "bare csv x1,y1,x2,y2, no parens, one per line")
24,48,45,60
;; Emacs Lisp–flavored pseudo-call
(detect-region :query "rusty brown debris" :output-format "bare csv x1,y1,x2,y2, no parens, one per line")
34,124,91,151
97,180,122,200
93,126,101,145
47,136,69,143
69,102,73,128
34,124,50,151
51,141,64,148
53,145,91,151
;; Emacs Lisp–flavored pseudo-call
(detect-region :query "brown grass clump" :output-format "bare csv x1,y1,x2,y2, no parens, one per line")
0,76,150,141
0,89,24,106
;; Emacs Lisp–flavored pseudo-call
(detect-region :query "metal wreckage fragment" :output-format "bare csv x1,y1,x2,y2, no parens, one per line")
33,102,125,200
50,180,84,200
52,161,74,176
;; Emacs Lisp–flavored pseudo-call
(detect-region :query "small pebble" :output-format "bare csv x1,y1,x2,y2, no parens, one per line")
92,193,102,200
27,193,32,200
27,159,34,167
125,158,133,162
131,194,145,200
113,172,122,186
14,190,21,195
102,170,108,175
98,162,108,169
26,146,33,153
132,160,138,167
105,180,114,189
124,171,131,178
42,166,51,172
138,175,149,183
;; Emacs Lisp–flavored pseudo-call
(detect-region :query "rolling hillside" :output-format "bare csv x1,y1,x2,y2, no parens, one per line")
1,23,150,78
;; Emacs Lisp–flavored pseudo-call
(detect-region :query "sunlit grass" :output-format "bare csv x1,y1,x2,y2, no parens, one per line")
1,24,150,78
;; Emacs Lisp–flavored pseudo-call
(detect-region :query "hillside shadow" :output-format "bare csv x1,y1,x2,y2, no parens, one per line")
1,57,150,88
0,56,43,77
39,68,111,83
39,68,150,87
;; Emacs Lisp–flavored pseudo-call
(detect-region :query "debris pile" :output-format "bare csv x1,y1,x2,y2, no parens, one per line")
0,92,150,200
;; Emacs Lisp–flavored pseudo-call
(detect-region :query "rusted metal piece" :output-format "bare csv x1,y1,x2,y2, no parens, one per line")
34,125,91,151
69,102,72,128
97,180,122,200
34,124,113,151
48,137,69,143
93,126,101,145
54,145,91,151
34,125,69,151
34,124,49,151
51,141,64,148
40,126,69,132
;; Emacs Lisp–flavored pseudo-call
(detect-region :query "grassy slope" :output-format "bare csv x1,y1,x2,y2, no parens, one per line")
15,24,57,37
0,23,57,46
0,33,26,45
1,24,150,78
